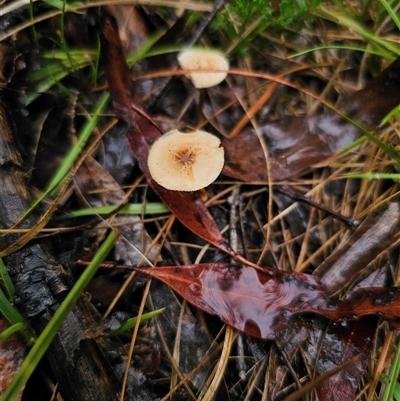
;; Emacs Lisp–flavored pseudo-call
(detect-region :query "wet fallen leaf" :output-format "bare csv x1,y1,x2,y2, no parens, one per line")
281,354,363,401
87,261,400,340
132,263,327,339
222,56,400,182
304,267,389,401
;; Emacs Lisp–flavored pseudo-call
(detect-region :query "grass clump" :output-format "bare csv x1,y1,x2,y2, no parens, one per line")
212,0,322,56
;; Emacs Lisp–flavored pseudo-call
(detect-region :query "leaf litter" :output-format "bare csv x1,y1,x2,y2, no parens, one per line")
1,2,400,401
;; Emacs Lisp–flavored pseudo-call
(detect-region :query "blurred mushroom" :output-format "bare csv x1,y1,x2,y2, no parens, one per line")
177,49,229,88
148,129,224,191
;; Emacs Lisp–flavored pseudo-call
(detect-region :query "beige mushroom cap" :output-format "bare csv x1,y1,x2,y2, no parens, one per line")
177,49,229,88
148,129,224,191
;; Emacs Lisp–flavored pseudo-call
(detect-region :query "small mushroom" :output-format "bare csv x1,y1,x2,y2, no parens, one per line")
148,129,224,191
177,49,229,88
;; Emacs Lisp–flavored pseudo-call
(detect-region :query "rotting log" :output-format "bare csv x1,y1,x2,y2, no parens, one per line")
0,102,120,401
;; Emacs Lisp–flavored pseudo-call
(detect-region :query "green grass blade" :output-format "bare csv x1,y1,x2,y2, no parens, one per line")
59,202,169,219
93,37,101,87
316,7,400,57
288,45,396,60
380,105,400,126
0,289,26,326
25,64,70,105
0,258,14,300
382,341,400,401
0,322,27,344
2,230,117,401
381,374,400,401
124,27,173,67
48,91,110,192
0,260,36,345
42,0,83,12
126,44,182,65
108,308,165,338
0,288,35,345
379,0,400,32
0,297,35,346
41,49,98,62
355,129,400,166
330,108,400,166
342,172,400,180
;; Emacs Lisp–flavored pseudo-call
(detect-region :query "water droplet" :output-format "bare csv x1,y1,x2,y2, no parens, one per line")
324,301,336,310
280,309,291,318
199,300,206,308
280,275,293,284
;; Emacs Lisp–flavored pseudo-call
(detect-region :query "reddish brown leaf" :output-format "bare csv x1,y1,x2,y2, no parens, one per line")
307,268,389,401
223,112,360,181
330,288,400,327
281,354,363,401
0,319,26,400
127,263,400,339
100,12,251,264
222,56,400,182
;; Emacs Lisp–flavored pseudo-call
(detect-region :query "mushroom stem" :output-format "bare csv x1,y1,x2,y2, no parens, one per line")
197,88,206,125
177,48,229,126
